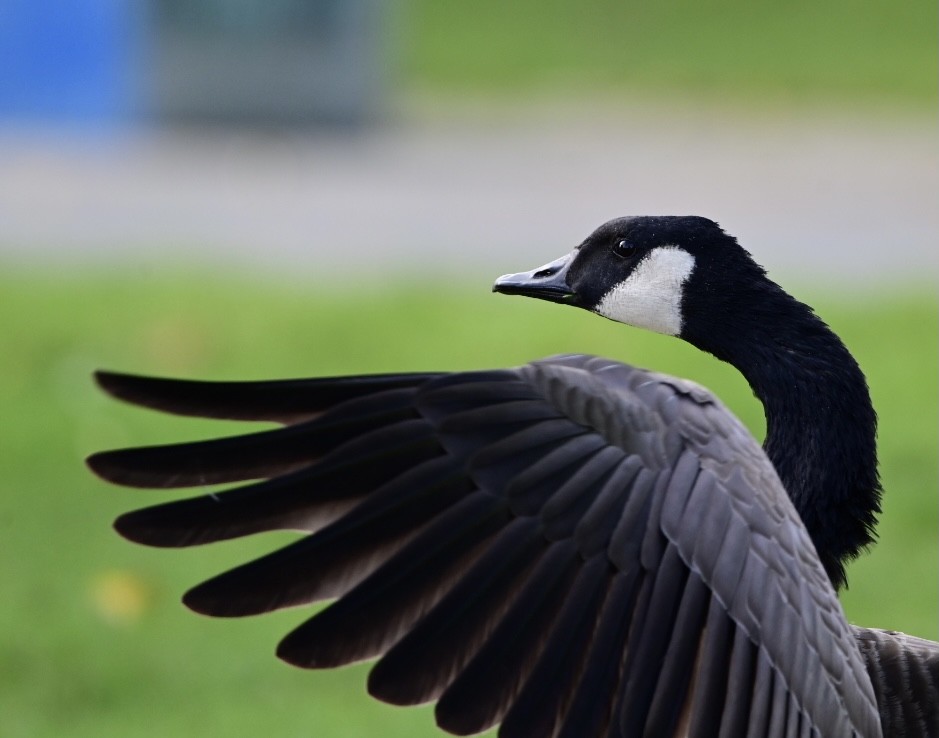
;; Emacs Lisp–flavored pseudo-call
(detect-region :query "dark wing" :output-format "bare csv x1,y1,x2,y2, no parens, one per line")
854,627,939,737
88,354,882,738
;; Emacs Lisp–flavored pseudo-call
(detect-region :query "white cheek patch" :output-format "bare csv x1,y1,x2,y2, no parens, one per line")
594,246,696,336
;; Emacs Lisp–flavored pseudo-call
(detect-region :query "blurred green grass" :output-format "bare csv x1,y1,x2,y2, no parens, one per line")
405,0,935,107
0,272,935,737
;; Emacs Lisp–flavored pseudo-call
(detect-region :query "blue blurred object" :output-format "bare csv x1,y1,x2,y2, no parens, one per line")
0,0,146,127
0,0,386,130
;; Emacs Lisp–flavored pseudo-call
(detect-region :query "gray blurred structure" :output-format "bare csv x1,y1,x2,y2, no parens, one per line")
152,0,389,126
1,109,935,283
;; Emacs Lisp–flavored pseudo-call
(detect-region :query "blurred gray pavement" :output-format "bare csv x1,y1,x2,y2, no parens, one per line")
1,109,936,282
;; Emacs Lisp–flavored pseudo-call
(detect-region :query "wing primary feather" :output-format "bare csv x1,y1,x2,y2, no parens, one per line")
439,400,565,434
618,545,690,732
94,370,438,422
367,516,546,705
540,446,625,540
414,372,534,424
437,410,570,462
275,491,510,669
434,541,581,736
182,456,473,616
113,420,442,546
87,393,422,488
506,434,608,514
767,669,790,737
717,624,757,738
644,570,710,736
469,421,589,491
784,696,801,738
608,574,658,738
114,477,359,548
745,650,775,736
557,569,643,738
687,595,736,738
639,468,677,571
606,467,657,569
414,378,541,420
799,719,815,738
574,456,643,556
499,555,613,738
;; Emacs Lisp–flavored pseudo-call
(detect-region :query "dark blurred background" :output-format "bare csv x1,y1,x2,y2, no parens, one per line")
0,2,935,737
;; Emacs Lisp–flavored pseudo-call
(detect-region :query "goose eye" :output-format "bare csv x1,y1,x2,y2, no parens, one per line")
612,239,637,258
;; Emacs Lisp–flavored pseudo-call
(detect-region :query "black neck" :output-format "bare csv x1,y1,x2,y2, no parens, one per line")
689,286,881,589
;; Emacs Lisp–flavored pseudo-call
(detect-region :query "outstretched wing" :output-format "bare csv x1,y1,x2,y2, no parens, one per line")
88,354,881,738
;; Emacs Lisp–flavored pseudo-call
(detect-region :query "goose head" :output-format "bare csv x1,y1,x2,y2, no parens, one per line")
493,215,770,352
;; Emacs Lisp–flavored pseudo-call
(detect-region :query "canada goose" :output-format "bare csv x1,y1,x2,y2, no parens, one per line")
88,215,937,737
